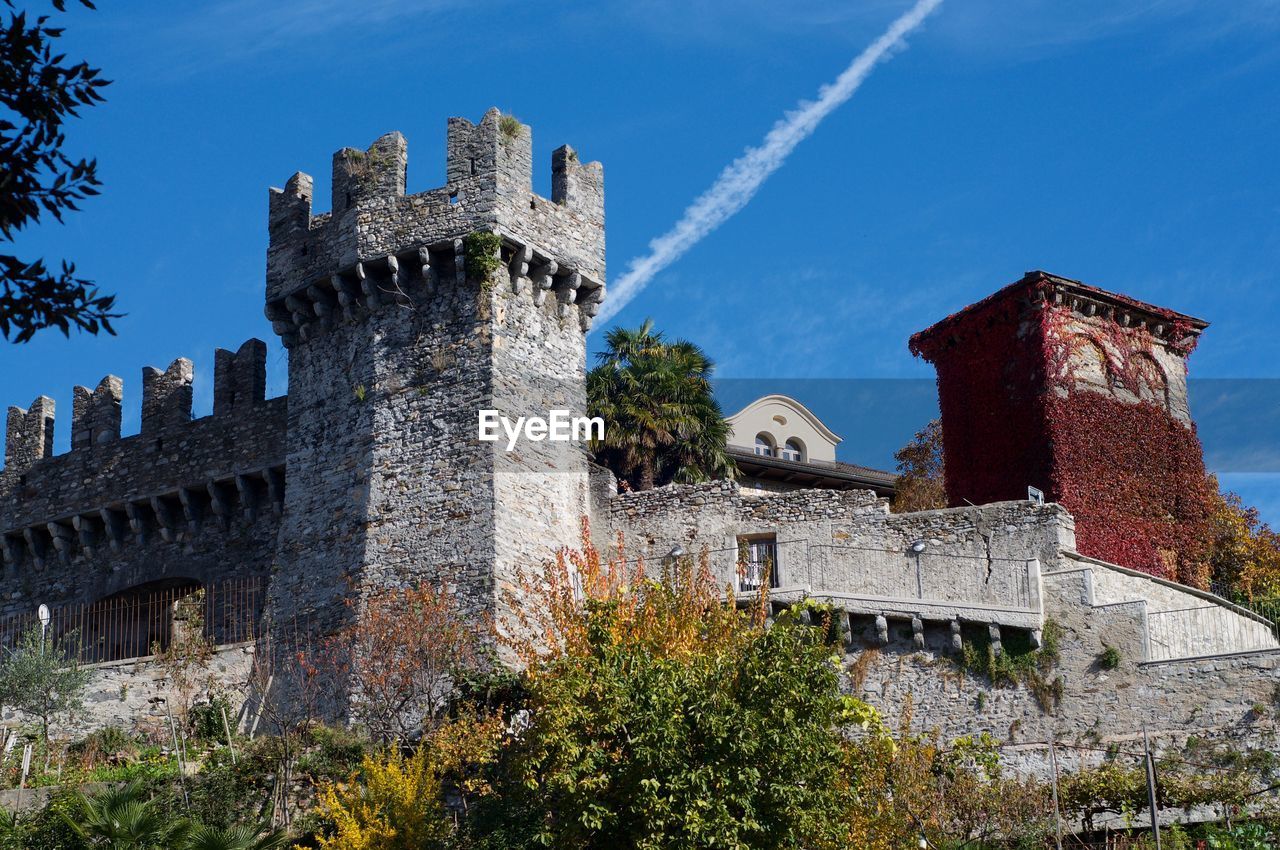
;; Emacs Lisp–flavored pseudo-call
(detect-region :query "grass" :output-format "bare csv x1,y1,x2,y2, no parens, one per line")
499,113,524,141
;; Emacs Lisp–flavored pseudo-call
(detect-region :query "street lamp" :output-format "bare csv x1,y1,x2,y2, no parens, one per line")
37,604,50,654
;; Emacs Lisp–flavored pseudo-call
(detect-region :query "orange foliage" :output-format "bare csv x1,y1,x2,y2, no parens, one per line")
498,517,764,671
333,583,479,743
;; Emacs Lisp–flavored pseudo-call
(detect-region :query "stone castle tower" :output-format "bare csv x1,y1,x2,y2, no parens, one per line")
910,270,1213,584
264,109,607,636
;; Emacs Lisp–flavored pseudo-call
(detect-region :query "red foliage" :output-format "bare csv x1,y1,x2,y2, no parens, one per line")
912,273,1213,586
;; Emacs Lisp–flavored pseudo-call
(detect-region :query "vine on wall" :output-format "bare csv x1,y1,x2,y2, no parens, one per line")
912,276,1213,586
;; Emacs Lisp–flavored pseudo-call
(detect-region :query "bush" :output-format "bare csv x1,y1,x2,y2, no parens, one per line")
307,745,453,850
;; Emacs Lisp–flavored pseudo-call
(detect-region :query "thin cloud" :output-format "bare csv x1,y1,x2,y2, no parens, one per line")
595,0,945,326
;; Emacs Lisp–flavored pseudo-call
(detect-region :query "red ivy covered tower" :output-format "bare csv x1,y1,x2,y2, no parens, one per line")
910,271,1215,587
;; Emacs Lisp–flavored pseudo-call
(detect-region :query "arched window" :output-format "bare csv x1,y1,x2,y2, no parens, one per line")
780,439,804,462
754,433,775,457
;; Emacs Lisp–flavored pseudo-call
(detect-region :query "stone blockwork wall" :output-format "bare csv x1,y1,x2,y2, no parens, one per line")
0,340,285,617
264,112,606,651
845,560,1280,778
0,643,255,742
607,482,1072,629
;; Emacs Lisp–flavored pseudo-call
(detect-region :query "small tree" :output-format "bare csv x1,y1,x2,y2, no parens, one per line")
1205,476,1280,602
337,583,479,744
153,589,218,737
587,320,737,491
891,418,947,513
244,633,327,828
0,624,89,761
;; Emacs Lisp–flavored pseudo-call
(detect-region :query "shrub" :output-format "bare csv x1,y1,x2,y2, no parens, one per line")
472,525,866,849
463,231,503,287
307,745,453,850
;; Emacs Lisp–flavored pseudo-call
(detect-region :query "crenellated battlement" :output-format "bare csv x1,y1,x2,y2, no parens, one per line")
141,359,192,435
71,376,123,450
265,109,607,347
5,397,54,475
2,339,272,476
214,339,267,417
0,339,286,614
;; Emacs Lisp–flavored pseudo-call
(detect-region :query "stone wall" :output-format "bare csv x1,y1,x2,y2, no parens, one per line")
846,561,1280,780
1068,552,1279,659
608,484,1072,629
0,341,284,618
0,643,255,744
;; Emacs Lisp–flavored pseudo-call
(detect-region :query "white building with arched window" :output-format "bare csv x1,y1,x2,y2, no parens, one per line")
725,394,896,497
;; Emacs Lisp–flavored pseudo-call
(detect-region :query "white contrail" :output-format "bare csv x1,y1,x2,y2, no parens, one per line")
595,0,944,327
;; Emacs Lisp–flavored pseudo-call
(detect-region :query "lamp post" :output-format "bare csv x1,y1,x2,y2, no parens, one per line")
909,540,926,599
37,604,50,656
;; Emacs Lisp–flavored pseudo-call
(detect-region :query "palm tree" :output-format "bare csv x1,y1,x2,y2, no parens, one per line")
587,319,736,491
184,823,291,850
62,780,190,848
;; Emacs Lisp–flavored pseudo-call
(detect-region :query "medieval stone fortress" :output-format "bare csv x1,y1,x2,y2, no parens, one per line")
2,109,1277,784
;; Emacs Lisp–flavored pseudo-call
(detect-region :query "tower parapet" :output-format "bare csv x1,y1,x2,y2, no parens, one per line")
265,109,606,348
142,359,193,435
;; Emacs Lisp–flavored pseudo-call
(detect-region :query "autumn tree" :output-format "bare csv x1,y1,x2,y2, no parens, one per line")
892,418,947,513
1205,477,1280,602
1,0,116,342
337,583,479,744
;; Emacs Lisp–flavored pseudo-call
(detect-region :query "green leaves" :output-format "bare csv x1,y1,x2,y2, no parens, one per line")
472,595,857,849
0,624,90,751
587,320,738,491
0,0,116,342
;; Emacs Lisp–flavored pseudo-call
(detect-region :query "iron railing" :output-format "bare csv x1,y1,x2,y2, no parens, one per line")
0,575,265,665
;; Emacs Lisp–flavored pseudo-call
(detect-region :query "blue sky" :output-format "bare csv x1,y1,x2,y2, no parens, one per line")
3,0,1279,520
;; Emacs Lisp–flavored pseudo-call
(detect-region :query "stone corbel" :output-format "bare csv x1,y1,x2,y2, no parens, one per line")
911,616,925,650
452,238,466,288
265,468,285,516
178,488,204,535
988,623,1003,656
72,514,98,560
531,259,558,306
556,271,581,319
417,247,435,293
874,614,889,645
46,522,74,566
125,502,146,545
509,244,532,295
207,481,233,530
950,619,962,652
150,496,177,543
331,273,358,322
307,284,337,329
357,262,381,309
23,527,46,571
236,474,260,522
1,534,21,572
99,507,125,553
